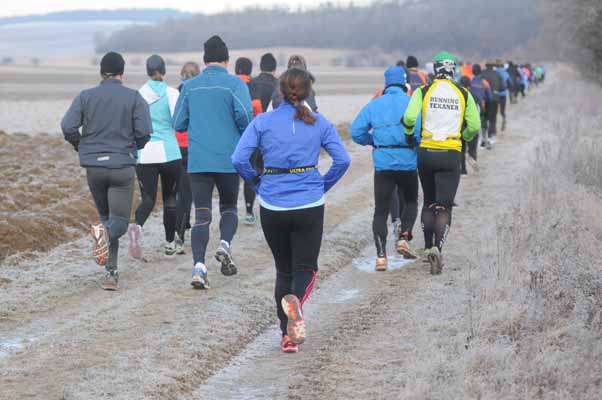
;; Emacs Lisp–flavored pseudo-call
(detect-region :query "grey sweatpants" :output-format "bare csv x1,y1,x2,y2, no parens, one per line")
86,167,135,271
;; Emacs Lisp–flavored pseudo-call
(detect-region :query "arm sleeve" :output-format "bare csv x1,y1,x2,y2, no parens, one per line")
402,88,423,135
462,93,481,142
173,87,190,133
233,80,253,134
133,92,152,150
231,119,261,182
61,94,84,150
321,121,351,193
349,104,374,146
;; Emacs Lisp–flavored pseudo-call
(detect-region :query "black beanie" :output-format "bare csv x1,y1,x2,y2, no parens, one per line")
100,52,125,76
146,54,166,76
406,56,419,69
472,63,482,76
235,57,252,76
260,53,277,72
203,35,229,63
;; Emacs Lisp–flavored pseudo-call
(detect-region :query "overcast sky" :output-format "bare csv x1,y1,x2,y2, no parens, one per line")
0,0,372,17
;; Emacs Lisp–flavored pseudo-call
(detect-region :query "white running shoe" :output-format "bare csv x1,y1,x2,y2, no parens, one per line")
215,240,237,276
191,263,209,289
165,241,176,256
128,224,143,260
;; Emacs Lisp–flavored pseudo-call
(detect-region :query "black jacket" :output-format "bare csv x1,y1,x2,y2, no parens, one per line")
249,72,279,113
61,79,152,168
481,68,504,101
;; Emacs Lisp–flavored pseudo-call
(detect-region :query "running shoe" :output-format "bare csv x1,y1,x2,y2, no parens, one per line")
90,223,109,267
396,239,417,259
191,263,210,289
128,224,143,260
375,257,388,272
102,270,118,291
281,294,306,344
165,241,177,256
467,156,479,172
426,247,444,275
244,213,257,226
215,240,237,276
175,237,185,255
281,335,299,353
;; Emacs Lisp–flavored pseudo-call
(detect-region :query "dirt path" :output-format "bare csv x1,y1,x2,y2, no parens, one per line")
0,80,553,399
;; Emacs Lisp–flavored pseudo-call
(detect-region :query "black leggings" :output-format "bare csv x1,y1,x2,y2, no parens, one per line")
461,136,478,172
176,148,192,241
135,159,181,242
243,150,264,215
373,170,418,257
499,96,507,120
260,205,324,336
189,173,239,264
486,99,498,136
417,148,461,252
86,166,135,271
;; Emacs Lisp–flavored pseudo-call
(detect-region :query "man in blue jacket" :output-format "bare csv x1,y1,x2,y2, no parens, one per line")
350,66,421,271
173,35,253,289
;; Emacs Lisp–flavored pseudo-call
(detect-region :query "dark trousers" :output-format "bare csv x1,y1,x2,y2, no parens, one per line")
189,173,239,264
86,166,135,271
134,159,181,242
176,148,192,241
486,99,498,136
373,170,418,257
461,135,479,172
260,205,324,336
417,148,461,251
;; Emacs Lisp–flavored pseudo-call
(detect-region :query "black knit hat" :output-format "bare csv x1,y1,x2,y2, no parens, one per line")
472,63,482,76
203,35,229,63
100,52,125,76
406,55,419,68
235,57,252,75
260,52,277,72
146,54,166,76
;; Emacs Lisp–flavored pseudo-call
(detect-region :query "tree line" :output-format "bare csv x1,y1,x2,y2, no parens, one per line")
96,0,539,59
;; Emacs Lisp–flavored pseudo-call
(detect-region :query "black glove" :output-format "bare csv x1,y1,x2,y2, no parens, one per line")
70,140,79,152
405,134,417,148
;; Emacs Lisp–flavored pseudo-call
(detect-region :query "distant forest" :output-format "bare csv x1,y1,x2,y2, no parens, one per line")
96,0,539,57
0,9,190,26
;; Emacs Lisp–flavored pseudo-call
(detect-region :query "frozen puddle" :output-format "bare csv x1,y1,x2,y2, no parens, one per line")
0,336,36,360
353,254,415,273
333,288,362,304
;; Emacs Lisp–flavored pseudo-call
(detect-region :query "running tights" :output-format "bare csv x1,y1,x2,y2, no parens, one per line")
86,166,135,271
260,205,324,336
135,159,181,242
176,148,192,241
373,170,418,257
189,173,239,265
243,150,263,215
417,148,460,252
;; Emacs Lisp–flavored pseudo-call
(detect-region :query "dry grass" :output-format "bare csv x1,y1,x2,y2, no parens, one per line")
463,73,602,399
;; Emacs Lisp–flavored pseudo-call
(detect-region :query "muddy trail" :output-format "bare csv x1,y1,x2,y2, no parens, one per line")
0,80,552,399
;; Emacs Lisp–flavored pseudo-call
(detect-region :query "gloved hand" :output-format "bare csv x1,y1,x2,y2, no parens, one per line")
405,134,417,148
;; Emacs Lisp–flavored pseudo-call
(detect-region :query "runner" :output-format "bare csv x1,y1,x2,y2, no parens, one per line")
401,51,480,275
459,76,480,175
406,56,427,95
470,64,493,150
232,68,350,353
174,62,201,255
173,35,253,289
495,60,512,132
481,61,504,143
243,53,279,225
128,55,182,259
350,66,421,271
61,52,152,290
271,54,318,112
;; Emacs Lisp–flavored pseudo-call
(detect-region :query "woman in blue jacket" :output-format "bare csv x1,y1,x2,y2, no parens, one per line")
232,68,350,354
350,66,421,271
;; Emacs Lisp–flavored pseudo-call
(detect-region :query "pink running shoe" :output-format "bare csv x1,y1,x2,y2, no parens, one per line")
128,224,143,260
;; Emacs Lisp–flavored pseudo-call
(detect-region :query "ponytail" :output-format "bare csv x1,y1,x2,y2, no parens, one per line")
280,68,316,125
